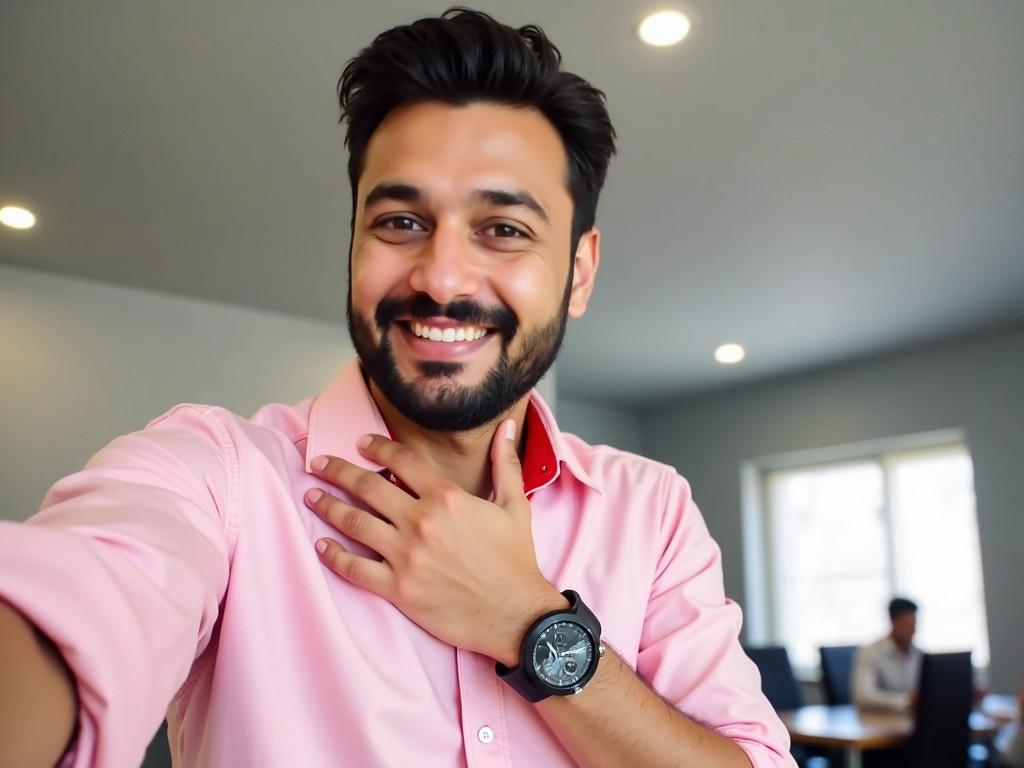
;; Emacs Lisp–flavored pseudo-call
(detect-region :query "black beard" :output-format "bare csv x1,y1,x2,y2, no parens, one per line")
347,290,569,432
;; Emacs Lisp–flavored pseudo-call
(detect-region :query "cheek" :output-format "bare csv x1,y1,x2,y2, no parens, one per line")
350,246,405,315
494,257,565,322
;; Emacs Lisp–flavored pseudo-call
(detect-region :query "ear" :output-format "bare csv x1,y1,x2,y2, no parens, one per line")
567,227,601,318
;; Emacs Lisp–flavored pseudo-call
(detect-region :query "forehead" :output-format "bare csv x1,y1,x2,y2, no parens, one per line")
359,101,571,210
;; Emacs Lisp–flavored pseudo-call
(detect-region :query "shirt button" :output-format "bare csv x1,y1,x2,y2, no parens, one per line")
477,726,495,744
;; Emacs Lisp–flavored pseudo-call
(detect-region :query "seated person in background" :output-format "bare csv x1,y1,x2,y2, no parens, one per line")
852,597,922,711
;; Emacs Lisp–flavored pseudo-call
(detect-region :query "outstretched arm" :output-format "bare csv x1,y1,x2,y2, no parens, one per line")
0,599,77,767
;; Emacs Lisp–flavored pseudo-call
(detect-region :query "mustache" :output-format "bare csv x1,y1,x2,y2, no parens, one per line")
375,294,518,340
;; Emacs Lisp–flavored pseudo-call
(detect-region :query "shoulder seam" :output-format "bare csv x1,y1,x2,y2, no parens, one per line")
152,404,242,560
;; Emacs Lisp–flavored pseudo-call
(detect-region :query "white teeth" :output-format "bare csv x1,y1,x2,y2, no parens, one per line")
409,323,487,342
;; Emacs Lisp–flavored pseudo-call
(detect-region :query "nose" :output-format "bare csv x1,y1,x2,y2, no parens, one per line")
408,219,481,305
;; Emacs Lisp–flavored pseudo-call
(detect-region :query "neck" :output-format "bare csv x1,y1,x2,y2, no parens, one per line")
368,381,531,498
891,634,912,653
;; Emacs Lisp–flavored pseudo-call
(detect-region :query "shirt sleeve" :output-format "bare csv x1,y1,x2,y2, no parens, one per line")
851,644,910,712
0,404,236,768
635,472,796,768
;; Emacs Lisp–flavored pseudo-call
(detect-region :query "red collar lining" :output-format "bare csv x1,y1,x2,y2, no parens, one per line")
521,400,557,496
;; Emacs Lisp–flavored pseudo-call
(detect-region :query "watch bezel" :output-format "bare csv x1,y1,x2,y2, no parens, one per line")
525,615,599,693
495,589,604,701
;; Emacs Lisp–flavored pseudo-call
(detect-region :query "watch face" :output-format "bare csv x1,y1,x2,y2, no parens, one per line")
532,620,594,688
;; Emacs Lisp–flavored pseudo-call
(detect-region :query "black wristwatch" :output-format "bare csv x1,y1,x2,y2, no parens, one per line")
496,590,604,702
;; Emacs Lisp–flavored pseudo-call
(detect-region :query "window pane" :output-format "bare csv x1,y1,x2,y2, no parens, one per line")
767,462,889,669
888,446,989,666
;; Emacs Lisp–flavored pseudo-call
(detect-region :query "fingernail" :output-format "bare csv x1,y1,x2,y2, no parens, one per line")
315,540,328,554
305,488,323,504
310,456,329,471
357,435,373,450
505,420,516,441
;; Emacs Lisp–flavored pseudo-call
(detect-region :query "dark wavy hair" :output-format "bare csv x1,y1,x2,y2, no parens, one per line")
337,7,617,252
888,597,918,620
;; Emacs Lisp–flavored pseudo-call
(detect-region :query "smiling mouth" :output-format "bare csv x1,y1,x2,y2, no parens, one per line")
400,321,493,343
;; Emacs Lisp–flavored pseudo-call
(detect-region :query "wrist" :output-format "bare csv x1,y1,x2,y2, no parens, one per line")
494,586,569,668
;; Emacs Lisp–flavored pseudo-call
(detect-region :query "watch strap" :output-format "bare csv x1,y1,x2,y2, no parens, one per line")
495,589,602,702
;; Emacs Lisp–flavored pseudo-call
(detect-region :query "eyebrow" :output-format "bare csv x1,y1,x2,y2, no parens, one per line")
473,189,549,223
363,182,549,223
363,183,421,208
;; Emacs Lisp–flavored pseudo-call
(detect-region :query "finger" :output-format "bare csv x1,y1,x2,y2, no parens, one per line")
304,488,399,562
315,538,394,596
309,455,412,522
355,434,434,497
490,418,527,509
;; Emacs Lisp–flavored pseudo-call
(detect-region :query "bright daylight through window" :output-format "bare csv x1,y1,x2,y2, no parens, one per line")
762,443,989,672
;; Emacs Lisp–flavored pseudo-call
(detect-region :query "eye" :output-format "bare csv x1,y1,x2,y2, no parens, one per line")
377,216,426,232
481,222,528,239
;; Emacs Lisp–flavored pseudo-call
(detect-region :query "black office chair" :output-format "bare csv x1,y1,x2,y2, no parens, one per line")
907,651,974,768
744,645,804,710
819,645,857,706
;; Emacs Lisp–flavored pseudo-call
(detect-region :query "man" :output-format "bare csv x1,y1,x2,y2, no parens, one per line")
0,9,794,767
852,597,923,711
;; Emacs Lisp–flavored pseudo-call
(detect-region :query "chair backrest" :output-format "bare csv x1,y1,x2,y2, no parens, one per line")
909,651,973,768
819,645,858,705
744,645,804,711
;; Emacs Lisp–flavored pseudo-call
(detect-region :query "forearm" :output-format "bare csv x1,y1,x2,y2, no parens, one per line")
851,665,908,711
535,646,751,768
0,599,78,767
854,686,908,711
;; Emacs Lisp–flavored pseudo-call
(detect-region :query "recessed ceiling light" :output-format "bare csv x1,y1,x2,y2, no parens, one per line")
638,10,691,47
0,206,36,230
715,343,745,364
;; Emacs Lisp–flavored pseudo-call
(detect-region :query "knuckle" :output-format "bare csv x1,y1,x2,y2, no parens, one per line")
340,507,363,537
353,472,378,499
433,484,461,510
412,513,439,542
343,556,365,584
393,575,419,604
388,442,412,465
324,499,346,526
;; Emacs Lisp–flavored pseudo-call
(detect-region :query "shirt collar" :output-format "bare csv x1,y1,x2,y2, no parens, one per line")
306,359,601,496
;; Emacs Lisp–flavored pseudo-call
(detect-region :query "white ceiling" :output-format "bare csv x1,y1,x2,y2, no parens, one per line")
2,0,1023,406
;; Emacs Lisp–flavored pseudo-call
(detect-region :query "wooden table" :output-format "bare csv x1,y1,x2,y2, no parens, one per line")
779,695,1017,768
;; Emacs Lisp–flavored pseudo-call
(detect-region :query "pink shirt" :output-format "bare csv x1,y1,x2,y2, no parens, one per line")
0,360,794,767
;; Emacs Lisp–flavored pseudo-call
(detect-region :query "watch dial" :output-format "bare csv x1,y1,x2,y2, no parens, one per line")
532,621,594,688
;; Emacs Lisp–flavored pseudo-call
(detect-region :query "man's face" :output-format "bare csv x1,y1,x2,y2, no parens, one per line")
347,101,596,431
891,612,917,647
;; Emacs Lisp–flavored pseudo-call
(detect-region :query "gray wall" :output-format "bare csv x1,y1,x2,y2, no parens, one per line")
639,326,1024,692
556,396,643,455
1,263,354,522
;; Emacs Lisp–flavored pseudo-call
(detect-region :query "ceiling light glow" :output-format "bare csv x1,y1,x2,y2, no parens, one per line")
715,343,745,364
639,10,691,47
0,206,36,230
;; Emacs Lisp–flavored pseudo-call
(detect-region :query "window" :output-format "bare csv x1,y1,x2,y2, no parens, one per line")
751,439,989,672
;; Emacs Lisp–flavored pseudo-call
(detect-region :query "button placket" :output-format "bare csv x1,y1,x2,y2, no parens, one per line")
456,648,512,767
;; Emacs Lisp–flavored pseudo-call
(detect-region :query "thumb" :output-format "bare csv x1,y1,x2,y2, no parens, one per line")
490,418,526,508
